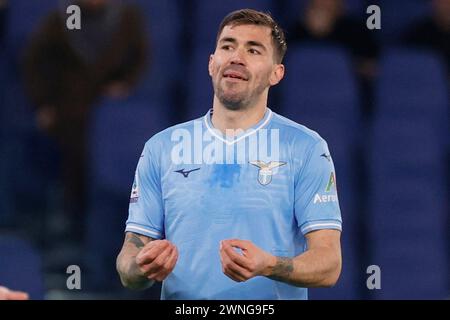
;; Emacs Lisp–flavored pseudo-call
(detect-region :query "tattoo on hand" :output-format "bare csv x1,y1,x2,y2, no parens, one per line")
128,234,145,249
269,257,294,282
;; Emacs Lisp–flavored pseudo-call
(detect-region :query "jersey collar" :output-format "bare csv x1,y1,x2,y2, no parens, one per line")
203,107,273,146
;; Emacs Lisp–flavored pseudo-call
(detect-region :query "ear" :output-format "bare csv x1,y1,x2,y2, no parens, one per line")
208,54,214,77
269,64,285,86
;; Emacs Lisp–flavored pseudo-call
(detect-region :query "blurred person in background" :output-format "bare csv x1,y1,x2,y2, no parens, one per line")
22,0,148,241
287,0,378,80
287,0,379,117
402,0,450,77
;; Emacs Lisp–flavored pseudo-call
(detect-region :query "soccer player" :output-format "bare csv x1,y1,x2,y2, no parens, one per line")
116,9,342,299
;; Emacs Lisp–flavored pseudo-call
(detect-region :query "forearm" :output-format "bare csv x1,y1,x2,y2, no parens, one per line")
266,246,341,287
116,251,154,290
116,232,155,290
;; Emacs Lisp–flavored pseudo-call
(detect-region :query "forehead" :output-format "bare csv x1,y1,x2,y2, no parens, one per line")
218,24,273,46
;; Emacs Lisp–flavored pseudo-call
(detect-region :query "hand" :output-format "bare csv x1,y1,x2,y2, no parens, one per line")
0,286,29,300
219,239,276,282
135,240,178,282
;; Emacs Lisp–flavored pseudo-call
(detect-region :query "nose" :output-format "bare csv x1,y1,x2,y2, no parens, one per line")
230,47,246,66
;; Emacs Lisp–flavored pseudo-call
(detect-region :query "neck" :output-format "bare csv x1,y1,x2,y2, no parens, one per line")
211,95,268,136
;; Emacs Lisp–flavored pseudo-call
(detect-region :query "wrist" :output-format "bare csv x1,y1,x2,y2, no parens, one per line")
262,254,278,277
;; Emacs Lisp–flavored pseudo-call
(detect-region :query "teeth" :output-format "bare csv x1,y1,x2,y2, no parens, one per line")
225,74,244,80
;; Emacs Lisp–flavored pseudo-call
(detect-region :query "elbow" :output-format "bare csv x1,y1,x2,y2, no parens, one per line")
320,273,340,288
315,251,342,288
321,257,342,288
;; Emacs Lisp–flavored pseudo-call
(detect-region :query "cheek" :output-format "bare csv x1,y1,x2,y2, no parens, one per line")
210,63,222,80
253,67,273,85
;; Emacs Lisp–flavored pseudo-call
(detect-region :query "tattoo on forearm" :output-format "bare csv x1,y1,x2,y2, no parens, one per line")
269,257,294,282
128,234,145,249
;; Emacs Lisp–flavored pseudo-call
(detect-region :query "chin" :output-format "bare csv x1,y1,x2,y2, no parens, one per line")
219,94,247,111
222,102,245,111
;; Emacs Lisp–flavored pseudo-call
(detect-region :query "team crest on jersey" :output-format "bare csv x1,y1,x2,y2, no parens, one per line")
249,160,286,185
130,172,139,203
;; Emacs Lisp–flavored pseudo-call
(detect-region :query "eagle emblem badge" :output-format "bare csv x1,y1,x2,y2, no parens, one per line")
249,160,286,185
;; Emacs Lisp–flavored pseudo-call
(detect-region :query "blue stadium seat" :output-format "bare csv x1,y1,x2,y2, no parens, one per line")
84,96,170,291
0,51,9,224
130,0,183,106
369,49,448,298
279,44,362,299
280,44,359,123
87,96,170,196
2,0,60,202
191,0,275,51
184,46,214,121
279,44,360,164
371,0,431,45
0,47,58,222
375,48,448,122
0,141,13,226
368,118,448,299
0,235,45,299
4,0,57,58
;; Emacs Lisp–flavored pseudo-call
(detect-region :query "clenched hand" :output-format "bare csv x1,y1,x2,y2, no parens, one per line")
135,240,178,282
219,239,276,282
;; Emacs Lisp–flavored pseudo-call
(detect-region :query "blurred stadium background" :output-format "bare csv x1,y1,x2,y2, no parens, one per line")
0,0,448,300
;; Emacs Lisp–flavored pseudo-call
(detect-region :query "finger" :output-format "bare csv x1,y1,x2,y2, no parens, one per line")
220,254,247,282
221,241,251,270
152,245,175,268
149,247,179,281
136,241,171,265
163,245,178,271
148,252,176,281
224,239,249,249
139,240,170,257
223,268,245,282
140,246,174,275
220,248,251,281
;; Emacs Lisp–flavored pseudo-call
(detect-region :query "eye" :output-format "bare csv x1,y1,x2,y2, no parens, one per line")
221,45,232,51
249,48,261,55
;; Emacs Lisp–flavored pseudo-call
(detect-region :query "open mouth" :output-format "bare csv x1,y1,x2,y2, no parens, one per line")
223,72,249,81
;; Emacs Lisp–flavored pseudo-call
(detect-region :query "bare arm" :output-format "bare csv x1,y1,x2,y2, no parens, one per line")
116,232,155,290
267,229,342,287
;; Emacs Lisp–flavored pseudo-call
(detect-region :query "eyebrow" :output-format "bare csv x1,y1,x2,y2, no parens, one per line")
219,37,267,52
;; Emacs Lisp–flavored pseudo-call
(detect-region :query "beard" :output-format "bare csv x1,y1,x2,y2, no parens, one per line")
213,77,268,111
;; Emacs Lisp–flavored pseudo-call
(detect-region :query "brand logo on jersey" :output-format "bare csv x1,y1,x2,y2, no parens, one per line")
130,173,139,203
321,153,331,162
249,160,286,185
325,172,336,192
313,172,338,204
313,193,338,204
174,167,200,178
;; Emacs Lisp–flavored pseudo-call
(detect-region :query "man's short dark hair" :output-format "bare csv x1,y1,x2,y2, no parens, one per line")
216,9,287,63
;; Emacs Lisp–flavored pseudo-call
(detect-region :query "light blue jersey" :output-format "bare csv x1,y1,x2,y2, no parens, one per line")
126,108,342,300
